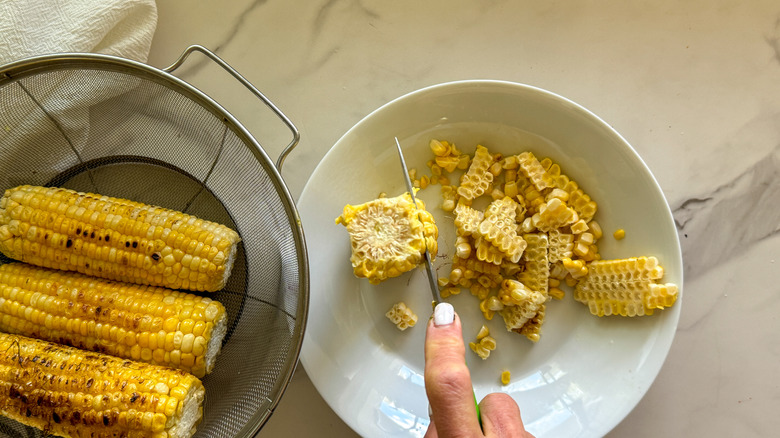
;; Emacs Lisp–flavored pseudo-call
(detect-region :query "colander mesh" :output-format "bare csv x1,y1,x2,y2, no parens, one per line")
0,57,306,437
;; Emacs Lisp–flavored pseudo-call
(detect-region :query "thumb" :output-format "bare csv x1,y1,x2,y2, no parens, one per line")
424,303,481,437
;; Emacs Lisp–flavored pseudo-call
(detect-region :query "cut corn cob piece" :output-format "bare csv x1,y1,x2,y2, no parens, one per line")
532,198,578,232
0,262,226,378
0,332,205,438
453,203,484,237
573,256,678,316
457,145,495,202
515,303,546,342
336,192,438,284
0,185,240,293
515,152,553,191
547,229,574,264
385,302,418,331
518,233,550,297
477,197,527,263
498,279,546,333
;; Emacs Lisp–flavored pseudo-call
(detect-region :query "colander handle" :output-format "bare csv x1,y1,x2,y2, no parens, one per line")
162,45,301,170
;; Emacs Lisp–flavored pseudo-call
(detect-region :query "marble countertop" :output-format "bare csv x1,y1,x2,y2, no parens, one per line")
145,1,780,436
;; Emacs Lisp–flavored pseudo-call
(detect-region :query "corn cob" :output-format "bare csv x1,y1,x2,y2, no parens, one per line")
573,256,679,316
336,192,438,284
0,185,240,293
0,333,205,438
0,263,226,378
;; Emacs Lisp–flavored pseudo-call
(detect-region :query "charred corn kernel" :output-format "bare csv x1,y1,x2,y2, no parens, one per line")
588,220,603,239
0,333,205,438
0,185,240,292
476,324,490,340
386,302,418,331
574,256,677,316
0,263,226,377
515,152,553,191
516,303,545,342
613,228,626,240
477,197,527,263
458,145,495,201
501,370,511,385
336,192,438,284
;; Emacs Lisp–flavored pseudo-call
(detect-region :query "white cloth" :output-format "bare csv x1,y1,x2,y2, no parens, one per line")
0,0,157,64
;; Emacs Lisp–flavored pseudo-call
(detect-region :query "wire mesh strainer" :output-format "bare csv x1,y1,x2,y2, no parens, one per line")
0,45,309,437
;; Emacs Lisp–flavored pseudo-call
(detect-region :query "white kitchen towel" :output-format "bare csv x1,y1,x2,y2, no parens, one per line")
0,0,158,64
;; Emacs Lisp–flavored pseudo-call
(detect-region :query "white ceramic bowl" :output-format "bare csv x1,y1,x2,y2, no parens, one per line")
298,80,682,438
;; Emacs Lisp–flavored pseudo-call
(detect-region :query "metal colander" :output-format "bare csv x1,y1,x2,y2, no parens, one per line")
0,45,309,437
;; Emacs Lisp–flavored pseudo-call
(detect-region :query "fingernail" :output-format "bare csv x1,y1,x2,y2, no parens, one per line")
433,302,455,326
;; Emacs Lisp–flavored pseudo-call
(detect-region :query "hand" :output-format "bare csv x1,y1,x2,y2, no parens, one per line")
424,303,534,438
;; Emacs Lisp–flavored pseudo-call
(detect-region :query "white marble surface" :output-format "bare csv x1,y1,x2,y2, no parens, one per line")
144,1,780,436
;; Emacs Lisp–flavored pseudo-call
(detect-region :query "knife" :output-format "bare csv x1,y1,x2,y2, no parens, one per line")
394,137,442,307
394,137,483,428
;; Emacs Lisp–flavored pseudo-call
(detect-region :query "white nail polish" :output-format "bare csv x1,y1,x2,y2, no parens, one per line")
433,302,454,326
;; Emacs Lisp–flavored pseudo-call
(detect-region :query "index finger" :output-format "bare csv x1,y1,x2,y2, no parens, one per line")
424,304,481,437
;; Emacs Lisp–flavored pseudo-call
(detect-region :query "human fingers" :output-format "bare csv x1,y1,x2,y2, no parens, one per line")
479,393,534,438
424,303,481,438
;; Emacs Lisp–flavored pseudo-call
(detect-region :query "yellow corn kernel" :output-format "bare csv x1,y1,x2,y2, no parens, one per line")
613,228,626,240
430,139,451,156
588,220,603,239
501,370,511,385
336,192,438,284
476,324,490,340
549,287,565,300
0,185,241,293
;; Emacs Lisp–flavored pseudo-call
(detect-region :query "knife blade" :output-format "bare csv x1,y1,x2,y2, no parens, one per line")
394,137,442,307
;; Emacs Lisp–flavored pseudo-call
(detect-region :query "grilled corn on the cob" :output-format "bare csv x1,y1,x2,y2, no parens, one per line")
0,263,226,378
0,333,205,438
336,192,438,284
0,185,240,292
